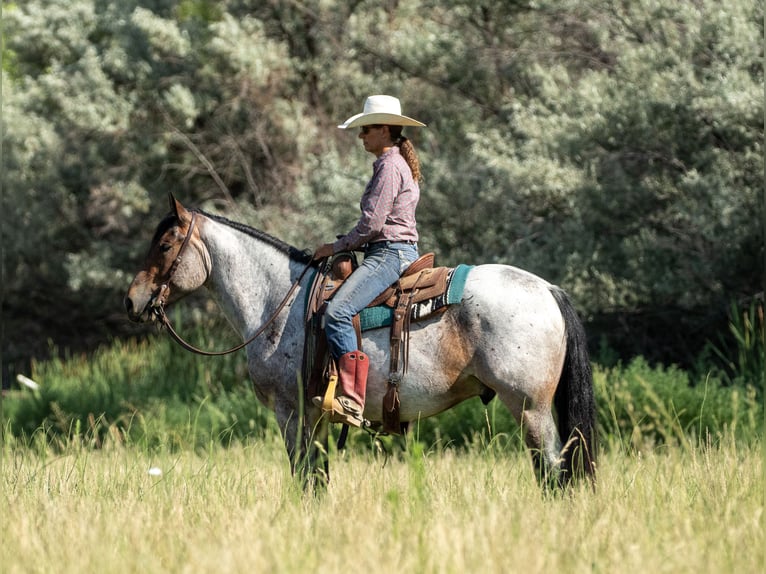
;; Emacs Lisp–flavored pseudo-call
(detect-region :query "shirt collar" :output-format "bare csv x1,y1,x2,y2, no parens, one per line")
374,146,400,165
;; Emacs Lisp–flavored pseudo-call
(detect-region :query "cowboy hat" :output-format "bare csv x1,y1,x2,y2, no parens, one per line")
338,95,426,129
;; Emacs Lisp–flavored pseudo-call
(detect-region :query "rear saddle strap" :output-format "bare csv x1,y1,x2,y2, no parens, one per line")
381,265,433,433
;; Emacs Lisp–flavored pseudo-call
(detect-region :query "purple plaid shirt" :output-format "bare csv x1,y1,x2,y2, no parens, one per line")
333,147,419,253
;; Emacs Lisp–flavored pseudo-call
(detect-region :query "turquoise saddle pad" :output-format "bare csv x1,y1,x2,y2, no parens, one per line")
359,264,473,331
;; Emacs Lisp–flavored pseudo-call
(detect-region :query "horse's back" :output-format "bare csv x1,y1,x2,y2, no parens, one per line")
463,263,553,294
459,263,561,325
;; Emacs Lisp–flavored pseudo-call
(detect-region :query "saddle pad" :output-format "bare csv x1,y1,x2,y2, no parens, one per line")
359,264,474,331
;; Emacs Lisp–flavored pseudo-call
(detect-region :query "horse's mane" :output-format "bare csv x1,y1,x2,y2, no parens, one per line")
197,209,313,264
153,208,313,265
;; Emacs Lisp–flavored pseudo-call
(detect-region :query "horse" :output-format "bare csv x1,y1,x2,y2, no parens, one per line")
125,195,597,489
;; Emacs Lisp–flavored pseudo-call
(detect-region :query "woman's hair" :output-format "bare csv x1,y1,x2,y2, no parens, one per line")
388,125,422,182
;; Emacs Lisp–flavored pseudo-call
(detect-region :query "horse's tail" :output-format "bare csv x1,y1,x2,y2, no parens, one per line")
550,286,598,486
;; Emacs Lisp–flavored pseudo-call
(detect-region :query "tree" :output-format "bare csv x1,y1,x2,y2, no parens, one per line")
1,0,761,373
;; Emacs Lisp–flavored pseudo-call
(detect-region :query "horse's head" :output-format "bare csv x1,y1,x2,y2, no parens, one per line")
124,194,211,323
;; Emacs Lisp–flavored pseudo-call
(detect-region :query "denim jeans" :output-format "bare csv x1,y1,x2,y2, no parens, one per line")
325,241,419,358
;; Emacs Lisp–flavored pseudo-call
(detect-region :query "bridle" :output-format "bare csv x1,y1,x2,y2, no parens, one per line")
149,211,313,356
150,212,199,312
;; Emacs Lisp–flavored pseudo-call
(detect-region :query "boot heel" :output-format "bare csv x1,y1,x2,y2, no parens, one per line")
329,396,364,427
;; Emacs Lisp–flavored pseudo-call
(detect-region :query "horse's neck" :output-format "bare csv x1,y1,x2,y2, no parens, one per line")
202,221,298,340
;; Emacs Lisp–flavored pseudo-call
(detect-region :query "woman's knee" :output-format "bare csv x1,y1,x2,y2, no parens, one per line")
324,299,352,325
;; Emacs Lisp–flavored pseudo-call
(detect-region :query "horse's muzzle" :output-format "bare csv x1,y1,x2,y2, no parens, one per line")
125,281,169,323
124,294,157,323
124,295,143,322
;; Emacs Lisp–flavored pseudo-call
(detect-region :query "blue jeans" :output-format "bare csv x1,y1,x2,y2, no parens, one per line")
325,242,419,358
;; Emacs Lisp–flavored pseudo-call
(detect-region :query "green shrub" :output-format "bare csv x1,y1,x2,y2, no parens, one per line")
706,299,765,391
345,397,523,458
3,322,761,455
595,357,761,451
1,315,279,451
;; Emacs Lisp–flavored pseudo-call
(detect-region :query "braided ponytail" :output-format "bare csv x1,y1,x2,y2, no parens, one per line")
388,126,422,182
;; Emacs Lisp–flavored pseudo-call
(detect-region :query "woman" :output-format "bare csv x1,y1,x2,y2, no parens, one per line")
312,94,426,427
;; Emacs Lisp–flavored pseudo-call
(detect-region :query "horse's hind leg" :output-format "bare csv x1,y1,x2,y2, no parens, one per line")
520,405,563,488
497,394,562,487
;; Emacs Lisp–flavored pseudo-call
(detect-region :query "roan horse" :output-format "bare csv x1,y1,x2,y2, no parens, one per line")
125,196,597,489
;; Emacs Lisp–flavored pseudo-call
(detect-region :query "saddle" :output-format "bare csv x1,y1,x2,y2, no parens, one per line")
304,251,450,434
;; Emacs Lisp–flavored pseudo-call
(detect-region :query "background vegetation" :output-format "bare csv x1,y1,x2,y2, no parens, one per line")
0,0,763,460
2,0,762,373
1,308,762,455
0,5,763,571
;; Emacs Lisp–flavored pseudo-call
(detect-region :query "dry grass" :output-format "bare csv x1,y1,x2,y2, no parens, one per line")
1,435,762,574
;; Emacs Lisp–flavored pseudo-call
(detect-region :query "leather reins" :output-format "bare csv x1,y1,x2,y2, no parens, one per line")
150,211,313,356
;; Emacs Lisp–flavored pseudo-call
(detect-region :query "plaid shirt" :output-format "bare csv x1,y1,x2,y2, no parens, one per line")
333,147,420,252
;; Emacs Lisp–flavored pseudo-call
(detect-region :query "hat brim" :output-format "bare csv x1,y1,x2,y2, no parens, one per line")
338,112,426,129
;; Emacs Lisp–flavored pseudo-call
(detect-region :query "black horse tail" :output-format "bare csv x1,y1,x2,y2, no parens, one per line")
550,286,598,486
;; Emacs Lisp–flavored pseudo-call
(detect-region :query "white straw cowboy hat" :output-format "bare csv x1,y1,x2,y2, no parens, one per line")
338,95,426,129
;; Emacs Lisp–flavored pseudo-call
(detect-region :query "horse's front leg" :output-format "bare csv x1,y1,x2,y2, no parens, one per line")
302,407,331,492
275,401,330,494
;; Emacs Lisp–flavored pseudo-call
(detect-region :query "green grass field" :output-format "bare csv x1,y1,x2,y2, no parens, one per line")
2,314,763,573
1,434,762,574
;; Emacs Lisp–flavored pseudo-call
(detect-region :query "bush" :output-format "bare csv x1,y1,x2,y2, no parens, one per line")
2,328,761,455
594,357,761,451
705,299,765,391
1,313,280,451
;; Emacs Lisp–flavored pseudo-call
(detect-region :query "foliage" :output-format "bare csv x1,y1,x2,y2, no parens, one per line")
594,357,761,452
428,0,763,362
705,299,766,390
1,0,762,371
1,335,761,454
1,314,279,451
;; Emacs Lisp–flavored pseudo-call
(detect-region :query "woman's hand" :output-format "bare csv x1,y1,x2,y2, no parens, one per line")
312,243,335,260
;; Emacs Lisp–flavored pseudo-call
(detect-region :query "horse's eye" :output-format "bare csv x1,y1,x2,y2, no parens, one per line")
160,243,172,253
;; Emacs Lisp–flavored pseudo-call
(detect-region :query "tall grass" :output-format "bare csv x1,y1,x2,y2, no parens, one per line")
1,309,763,573
0,434,762,574
707,299,765,390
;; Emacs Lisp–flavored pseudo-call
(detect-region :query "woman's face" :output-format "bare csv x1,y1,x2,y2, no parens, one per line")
358,125,391,157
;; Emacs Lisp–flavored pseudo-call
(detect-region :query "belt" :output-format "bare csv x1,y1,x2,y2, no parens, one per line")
368,240,417,246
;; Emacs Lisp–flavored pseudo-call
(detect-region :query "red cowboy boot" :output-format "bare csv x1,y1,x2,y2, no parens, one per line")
331,351,369,427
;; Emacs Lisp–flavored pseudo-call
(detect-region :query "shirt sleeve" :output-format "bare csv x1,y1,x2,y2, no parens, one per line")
333,158,399,252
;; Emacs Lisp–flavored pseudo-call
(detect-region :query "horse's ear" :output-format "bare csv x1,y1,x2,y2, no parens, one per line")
169,193,191,225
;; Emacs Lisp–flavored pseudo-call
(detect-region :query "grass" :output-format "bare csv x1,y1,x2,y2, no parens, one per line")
0,301,763,573
1,434,762,574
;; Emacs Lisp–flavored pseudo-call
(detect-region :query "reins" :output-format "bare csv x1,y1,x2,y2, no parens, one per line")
150,211,314,356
